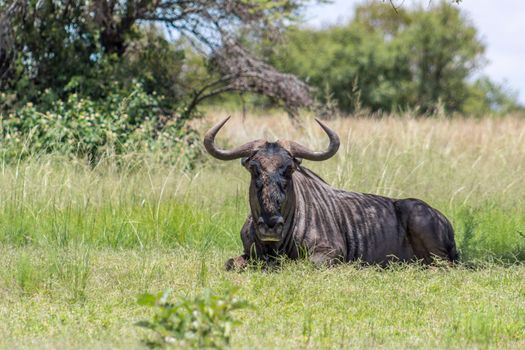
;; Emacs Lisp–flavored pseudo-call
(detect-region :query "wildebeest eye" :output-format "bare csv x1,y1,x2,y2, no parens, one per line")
249,162,261,177
282,165,294,178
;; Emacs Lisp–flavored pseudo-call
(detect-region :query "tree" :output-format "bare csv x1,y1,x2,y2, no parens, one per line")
463,77,522,115
400,2,484,112
0,0,315,116
268,1,511,114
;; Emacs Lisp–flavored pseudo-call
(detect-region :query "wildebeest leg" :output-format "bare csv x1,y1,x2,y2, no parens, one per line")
225,216,262,271
308,246,343,267
224,255,249,271
309,254,340,267
395,199,459,264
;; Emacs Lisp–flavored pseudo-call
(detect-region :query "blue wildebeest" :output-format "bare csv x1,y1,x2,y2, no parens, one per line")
204,117,459,269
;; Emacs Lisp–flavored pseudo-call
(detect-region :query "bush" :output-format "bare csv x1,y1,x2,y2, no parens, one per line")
136,288,250,349
0,83,199,165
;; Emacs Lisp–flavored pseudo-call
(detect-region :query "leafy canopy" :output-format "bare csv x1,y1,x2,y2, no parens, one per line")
269,1,521,114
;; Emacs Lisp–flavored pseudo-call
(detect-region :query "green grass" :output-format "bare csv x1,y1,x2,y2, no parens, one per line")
0,114,524,349
1,248,524,349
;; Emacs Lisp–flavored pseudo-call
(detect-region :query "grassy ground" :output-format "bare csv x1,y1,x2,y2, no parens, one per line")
1,113,524,349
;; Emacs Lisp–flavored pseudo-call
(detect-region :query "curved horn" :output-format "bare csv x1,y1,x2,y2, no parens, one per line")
287,118,340,161
204,116,264,160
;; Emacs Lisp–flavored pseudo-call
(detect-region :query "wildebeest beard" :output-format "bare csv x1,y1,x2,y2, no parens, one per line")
244,143,298,245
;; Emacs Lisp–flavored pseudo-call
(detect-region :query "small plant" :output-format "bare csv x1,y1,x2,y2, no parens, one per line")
458,207,478,261
49,248,92,303
136,288,250,349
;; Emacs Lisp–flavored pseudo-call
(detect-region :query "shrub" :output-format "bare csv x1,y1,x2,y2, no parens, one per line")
136,288,250,349
0,83,199,165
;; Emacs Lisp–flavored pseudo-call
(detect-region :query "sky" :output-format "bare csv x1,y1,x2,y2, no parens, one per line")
304,0,525,104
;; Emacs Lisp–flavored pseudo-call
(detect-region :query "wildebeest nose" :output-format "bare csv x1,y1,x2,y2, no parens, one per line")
267,215,284,228
257,216,284,229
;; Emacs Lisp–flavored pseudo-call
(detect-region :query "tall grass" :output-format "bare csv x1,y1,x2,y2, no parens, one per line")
2,113,523,260
1,112,525,349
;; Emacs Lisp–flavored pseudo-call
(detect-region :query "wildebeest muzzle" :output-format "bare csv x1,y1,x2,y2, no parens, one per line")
256,215,284,242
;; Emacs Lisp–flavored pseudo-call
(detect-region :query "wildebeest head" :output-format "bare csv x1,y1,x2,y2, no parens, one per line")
204,117,340,243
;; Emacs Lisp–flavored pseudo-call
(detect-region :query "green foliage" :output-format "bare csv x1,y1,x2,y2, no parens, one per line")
0,2,205,164
0,0,316,113
269,1,521,114
0,83,199,164
463,77,523,115
4,1,99,104
0,0,320,163
0,2,192,108
136,288,250,349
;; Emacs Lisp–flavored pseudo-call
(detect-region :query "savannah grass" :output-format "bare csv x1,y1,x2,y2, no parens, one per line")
0,113,524,349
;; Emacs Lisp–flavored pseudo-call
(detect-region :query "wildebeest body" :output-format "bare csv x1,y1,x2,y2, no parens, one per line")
203,117,458,269
237,166,458,266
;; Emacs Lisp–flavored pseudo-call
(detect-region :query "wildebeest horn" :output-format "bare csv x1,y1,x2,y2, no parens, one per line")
287,118,340,161
204,116,264,160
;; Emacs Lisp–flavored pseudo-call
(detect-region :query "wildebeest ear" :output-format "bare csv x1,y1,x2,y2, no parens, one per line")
241,157,249,167
293,158,302,165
